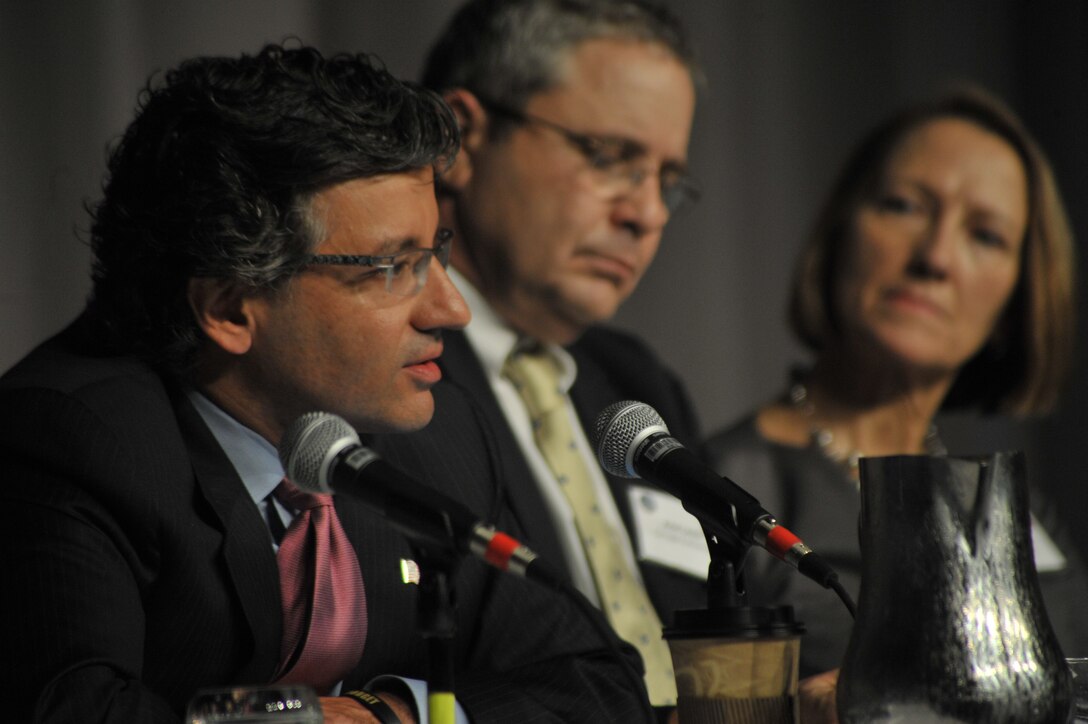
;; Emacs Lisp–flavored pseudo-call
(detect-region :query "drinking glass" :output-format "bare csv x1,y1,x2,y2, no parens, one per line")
1070,659,1088,723
186,685,323,723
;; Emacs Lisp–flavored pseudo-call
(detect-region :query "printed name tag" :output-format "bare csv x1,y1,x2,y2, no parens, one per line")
628,484,710,580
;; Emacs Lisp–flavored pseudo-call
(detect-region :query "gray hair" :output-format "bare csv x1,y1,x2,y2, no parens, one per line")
422,0,700,110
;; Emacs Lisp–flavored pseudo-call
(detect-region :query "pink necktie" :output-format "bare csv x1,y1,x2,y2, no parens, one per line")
272,478,367,693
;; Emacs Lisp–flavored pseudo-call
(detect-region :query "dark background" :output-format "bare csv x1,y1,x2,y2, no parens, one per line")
3,1,1086,560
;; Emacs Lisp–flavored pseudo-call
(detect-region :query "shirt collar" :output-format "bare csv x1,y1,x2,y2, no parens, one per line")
449,267,578,393
187,389,284,505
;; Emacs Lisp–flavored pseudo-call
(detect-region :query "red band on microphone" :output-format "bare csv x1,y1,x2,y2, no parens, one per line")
483,531,521,571
765,525,802,560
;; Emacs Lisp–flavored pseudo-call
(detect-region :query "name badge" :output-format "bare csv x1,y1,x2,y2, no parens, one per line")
628,484,710,580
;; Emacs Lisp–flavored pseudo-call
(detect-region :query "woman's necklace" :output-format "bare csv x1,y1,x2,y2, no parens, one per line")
788,381,946,480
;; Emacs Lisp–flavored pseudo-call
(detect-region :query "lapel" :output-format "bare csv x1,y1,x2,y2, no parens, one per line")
567,343,641,533
331,491,424,682
568,332,712,611
567,343,622,446
173,393,283,683
438,331,567,565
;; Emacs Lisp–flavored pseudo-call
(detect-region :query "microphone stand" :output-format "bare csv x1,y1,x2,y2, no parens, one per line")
691,489,856,619
410,545,459,724
702,522,750,610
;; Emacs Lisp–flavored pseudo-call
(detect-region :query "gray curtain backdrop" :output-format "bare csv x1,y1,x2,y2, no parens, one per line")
4,2,1086,559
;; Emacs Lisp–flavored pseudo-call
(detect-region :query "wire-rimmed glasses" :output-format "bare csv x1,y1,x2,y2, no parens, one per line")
476,96,700,214
307,228,453,297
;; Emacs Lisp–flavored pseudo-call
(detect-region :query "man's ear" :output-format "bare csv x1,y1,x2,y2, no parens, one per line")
187,277,256,356
439,88,491,192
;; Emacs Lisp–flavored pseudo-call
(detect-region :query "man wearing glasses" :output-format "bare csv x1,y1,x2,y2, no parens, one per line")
369,0,709,712
0,44,647,723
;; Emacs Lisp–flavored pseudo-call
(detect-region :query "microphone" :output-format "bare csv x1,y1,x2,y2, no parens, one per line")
279,411,563,589
593,401,839,589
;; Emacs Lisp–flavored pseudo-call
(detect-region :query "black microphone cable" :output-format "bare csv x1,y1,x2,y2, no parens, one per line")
594,400,857,620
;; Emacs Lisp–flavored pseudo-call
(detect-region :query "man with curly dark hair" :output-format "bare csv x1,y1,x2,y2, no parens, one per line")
0,44,647,724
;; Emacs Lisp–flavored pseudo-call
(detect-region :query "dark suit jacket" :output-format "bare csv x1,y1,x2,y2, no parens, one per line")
370,326,708,628
0,318,646,723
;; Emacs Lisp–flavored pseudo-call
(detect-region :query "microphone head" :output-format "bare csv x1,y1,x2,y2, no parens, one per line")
279,412,360,493
593,400,670,479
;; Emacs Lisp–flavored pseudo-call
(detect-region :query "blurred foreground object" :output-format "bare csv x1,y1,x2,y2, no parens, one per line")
838,453,1071,722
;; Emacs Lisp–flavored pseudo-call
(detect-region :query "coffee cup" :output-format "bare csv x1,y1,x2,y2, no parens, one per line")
664,606,803,723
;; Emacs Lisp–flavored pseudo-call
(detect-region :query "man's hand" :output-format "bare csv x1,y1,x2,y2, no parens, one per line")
798,668,839,724
320,693,416,724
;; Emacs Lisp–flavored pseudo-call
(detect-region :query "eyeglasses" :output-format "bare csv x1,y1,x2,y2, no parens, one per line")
306,228,453,297
476,96,700,214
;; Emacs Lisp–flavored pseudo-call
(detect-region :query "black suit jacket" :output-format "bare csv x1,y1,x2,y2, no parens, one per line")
0,318,646,723
371,327,708,628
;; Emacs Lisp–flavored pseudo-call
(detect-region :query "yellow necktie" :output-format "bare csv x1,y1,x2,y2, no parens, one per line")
503,347,676,706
